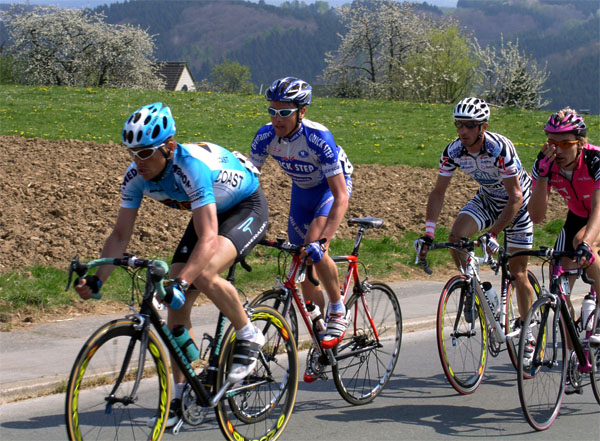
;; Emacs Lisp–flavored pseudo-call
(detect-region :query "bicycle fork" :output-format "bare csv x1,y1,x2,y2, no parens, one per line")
104,313,149,412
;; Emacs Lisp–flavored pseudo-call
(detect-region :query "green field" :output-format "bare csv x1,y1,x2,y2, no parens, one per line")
1,85,597,322
3,84,597,169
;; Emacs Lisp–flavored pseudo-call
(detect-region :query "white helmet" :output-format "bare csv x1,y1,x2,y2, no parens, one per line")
453,97,490,122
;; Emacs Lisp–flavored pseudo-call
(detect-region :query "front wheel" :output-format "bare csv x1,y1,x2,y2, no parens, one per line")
517,296,566,431
436,275,487,394
332,282,402,405
250,289,299,343
589,301,600,405
506,270,542,370
215,306,298,441
65,319,171,441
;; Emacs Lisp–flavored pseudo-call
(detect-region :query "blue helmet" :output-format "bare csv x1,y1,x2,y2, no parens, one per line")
265,77,312,106
122,102,176,148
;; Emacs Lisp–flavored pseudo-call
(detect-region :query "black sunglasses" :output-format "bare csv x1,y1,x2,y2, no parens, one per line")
454,120,483,129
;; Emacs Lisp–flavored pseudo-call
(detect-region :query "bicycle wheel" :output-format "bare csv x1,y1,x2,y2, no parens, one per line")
332,282,402,405
65,319,171,441
250,288,299,343
506,270,542,370
436,275,487,394
589,303,600,405
215,306,298,441
517,296,566,431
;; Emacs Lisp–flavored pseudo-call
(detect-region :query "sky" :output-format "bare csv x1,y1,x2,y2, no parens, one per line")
14,0,459,10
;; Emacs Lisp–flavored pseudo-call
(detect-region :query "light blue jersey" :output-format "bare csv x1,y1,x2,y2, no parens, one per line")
121,142,259,213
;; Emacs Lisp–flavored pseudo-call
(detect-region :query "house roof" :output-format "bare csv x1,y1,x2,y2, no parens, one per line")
157,62,195,91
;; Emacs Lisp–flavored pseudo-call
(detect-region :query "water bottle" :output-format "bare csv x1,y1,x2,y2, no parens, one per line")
172,325,200,362
306,301,326,337
581,293,596,331
482,281,499,314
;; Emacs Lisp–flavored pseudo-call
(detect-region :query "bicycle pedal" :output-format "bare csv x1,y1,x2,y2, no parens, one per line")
172,417,184,435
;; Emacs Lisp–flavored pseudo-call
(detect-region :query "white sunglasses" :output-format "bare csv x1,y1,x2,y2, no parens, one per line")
267,107,298,118
129,142,166,160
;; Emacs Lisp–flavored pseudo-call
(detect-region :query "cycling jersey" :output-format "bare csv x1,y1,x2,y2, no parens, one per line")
531,144,600,218
121,142,259,213
249,118,353,189
439,131,532,203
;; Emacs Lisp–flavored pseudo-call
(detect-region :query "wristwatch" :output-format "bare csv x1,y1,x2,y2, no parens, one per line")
175,278,190,292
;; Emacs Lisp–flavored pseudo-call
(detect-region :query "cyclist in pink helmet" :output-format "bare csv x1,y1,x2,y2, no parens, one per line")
529,108,600,358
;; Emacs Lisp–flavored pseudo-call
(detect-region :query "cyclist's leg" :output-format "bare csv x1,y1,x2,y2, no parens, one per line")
450,193,491,269
506,209,535,322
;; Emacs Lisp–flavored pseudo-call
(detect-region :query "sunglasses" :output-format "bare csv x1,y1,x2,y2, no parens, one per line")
454,120,483,129
129,143,165,160
547,139,579,150
267,107,298,118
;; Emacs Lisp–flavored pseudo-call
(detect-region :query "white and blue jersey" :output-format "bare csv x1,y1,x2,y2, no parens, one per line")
250,118,353,189
250,118,353,244
121,142,259,213
440,131,533,248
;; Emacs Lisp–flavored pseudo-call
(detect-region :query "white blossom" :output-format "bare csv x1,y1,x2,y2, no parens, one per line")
2,5,164,89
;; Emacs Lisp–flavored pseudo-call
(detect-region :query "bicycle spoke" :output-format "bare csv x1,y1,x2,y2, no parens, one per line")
332,282,402,405
517,298,566,431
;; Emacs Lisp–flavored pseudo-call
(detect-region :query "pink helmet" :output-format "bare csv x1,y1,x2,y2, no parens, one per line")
544,110,587,137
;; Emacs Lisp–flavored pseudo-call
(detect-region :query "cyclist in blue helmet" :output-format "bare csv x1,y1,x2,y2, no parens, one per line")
251,77,354,382
75,102,269,429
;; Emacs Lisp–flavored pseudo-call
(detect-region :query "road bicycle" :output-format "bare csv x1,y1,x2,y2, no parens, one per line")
416,238,541,394
64,254,298,441
516,248,600,431
250,216,402,405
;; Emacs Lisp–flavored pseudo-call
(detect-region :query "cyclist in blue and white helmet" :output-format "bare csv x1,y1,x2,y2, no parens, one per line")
76,102,270,427
251,77,354,370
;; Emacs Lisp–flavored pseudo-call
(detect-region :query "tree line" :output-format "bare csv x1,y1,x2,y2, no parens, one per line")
0,0,589,111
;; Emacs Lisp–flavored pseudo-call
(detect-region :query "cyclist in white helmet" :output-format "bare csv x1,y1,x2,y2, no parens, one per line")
418,97,536,361
250,77,354,382
74,102,269,428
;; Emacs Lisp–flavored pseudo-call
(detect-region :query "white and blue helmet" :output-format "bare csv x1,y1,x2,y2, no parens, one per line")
122,102,176,148
265,77,312,106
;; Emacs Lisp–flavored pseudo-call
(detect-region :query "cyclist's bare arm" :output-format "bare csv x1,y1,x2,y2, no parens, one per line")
488,175,523,236
319,172,349,247
75,207,138,299
425,174,452,225
582,188,600,248
420,175,452,260
528,179,551,224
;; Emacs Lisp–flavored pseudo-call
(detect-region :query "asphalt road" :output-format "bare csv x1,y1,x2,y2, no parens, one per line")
1,329,598,441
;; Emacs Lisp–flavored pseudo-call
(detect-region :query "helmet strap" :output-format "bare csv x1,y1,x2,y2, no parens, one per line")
464,127,485,149
563,149,581,169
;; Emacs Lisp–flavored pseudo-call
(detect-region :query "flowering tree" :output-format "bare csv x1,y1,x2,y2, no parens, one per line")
473,36,550,109
1,6,164,89
323,0,474,102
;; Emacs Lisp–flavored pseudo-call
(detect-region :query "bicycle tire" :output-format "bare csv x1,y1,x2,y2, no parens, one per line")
517,296,566,431
506,270,542,370
250,288,299,343
215,306,298,441
332,282,402,405
589,302,600,405
65,319,170,441
436,275,487,394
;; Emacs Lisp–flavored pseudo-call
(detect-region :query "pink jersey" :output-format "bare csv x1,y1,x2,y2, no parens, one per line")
532,144,600,218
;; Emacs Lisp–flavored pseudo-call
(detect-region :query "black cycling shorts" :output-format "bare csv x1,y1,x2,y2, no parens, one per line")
554,210,588,253
172,188,268,264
